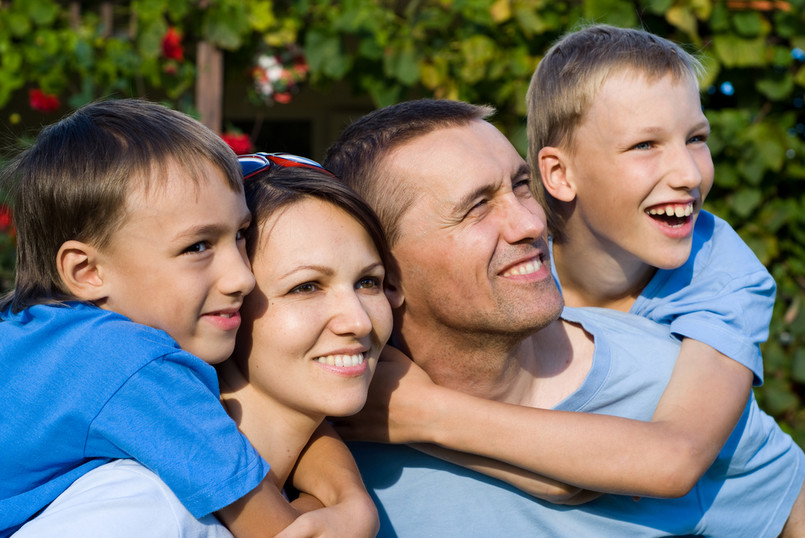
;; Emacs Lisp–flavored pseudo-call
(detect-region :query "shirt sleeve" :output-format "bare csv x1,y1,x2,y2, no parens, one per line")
632,211,775,385
85,353,269,518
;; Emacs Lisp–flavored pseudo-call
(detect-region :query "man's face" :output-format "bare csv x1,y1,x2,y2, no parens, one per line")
386,120,563,339
98,159,255,364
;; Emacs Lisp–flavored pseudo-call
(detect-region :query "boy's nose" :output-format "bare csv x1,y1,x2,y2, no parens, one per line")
220,249,256,297
669,146,705,191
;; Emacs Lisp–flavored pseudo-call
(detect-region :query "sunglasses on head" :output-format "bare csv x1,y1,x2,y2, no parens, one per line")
238,152,331,181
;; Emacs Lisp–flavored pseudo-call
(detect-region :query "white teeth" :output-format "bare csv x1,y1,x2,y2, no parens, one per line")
647,203,693,217
217,313,233,318
314,353,365,367
503,258,543,277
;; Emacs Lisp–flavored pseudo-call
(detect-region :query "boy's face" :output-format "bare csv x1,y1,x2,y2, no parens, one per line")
563,70,714,271
98,158,255,364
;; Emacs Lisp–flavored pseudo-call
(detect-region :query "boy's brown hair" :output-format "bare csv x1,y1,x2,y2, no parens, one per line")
0,98,242,313
526,24,704,241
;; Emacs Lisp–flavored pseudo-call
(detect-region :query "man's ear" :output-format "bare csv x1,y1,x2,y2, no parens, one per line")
383,258,404,309
537,146,577,203
56,240,108,302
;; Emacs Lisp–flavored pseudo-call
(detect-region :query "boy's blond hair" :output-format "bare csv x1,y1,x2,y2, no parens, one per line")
526,24,704,241
0,99,242,313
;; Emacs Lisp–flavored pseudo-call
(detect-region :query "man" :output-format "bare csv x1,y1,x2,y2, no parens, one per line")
323,99,804,537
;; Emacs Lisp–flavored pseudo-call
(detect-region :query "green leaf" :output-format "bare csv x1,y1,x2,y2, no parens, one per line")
24,0,59,26
458,34,496,84
712,35,766,67
730,188,762,218
731,11,765,38
583,0,638,28
792,348,805,384
385,42,420,86
756,72,793,101
666,7,699,41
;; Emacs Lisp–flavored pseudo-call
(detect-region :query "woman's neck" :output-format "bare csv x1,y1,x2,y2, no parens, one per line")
217,359,323,488
553,235,655,312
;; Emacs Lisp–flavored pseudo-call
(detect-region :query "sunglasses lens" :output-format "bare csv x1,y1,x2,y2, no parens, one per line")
267,153,325,169
239,155,270,178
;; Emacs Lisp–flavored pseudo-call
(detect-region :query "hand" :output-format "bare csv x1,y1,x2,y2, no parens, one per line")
276,494,379,538
333,346,439,444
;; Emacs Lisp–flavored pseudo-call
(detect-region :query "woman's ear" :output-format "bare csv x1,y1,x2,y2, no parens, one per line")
537,146,577,203
383,259,404,309
56,240,108,302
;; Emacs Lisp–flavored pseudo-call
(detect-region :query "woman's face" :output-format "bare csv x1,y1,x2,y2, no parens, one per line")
237,197,392,418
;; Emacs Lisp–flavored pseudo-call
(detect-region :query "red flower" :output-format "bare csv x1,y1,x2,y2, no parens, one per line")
220,132,253,155
28,89,60,113
161,27,184,61
0,204,14,237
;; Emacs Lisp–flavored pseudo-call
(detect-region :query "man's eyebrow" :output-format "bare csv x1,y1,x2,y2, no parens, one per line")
451,183,498,216
514,163,530,179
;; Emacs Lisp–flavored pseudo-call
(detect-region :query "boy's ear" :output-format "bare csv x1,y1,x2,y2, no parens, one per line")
56,240,108,302
537,146,577,203
383,258,405,309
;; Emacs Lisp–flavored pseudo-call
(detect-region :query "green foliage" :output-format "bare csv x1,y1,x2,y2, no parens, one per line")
1,0,804,444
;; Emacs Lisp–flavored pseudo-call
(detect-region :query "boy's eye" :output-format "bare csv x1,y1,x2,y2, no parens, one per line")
632,141,652,150
688,133,709,144
290,282,318,294
183,241,210,254
357,276,382,290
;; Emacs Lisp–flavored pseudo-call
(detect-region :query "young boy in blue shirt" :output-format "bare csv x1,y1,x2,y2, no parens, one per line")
0,99,373,537
530,21,786,491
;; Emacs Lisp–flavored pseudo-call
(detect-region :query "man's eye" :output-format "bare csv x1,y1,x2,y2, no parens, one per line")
357,276,381,290
513,178,532,193
468,199,488,214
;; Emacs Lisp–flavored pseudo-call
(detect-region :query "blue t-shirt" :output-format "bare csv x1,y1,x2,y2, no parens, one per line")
350,308,804,536
551,210,775,385
0,302,269,536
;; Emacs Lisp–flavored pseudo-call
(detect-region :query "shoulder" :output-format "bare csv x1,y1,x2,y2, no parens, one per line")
562,306,675,343
689,211,767,275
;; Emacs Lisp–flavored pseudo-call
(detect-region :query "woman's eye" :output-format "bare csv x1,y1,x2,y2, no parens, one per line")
183,241,210,254
236,228,248,241
290,282,317,294
357,276,381,290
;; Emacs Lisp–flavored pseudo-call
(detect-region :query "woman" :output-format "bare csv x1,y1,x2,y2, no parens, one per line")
14,153,392,537
218,153,395,534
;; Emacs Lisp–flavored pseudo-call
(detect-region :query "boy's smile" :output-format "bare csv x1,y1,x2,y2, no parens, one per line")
96,158,255,364
562,70,714,273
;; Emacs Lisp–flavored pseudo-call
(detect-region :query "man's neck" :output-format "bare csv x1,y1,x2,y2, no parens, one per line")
397,317,594,408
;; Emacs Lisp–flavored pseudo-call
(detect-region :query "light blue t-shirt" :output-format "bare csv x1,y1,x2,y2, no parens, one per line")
351,308,804,537
551,210,775,385
0,302,269,537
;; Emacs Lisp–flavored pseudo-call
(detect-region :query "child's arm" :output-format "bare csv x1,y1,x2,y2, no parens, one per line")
215,475,300,537
282,422,379,537
336,344,750,499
